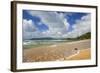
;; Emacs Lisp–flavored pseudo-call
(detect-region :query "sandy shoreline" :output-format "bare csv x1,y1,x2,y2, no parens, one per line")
23,39,91,62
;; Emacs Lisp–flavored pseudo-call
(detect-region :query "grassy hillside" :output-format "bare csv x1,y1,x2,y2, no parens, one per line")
76,32,91,40
67,32,91,40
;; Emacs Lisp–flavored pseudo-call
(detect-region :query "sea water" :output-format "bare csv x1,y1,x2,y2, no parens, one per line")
23,40,69,49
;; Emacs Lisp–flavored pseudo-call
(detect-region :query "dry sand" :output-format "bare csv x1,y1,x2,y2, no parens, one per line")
23,39,91,62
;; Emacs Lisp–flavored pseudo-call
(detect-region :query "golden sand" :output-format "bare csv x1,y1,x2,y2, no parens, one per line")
65,49,91,60
23,39,91,62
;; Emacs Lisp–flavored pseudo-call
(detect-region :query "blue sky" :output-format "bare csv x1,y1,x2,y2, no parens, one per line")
23,10,91,39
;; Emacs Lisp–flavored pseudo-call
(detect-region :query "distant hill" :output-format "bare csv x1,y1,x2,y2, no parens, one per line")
30,37,67,40
29,32,91,40
76,32,91,40
30,37,55,40
67,32,91,40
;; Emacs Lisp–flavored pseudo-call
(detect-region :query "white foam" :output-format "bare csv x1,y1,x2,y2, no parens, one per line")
50,45,57,47
65,50,80,59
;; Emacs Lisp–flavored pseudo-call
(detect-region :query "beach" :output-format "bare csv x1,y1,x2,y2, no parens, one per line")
23,39,91,62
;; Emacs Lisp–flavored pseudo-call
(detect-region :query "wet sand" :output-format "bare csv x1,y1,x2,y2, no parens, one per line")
23,39,91,62
65,49,91,60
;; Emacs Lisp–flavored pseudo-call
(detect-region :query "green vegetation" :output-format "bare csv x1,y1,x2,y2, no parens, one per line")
67,32,91,40
76,32,91,40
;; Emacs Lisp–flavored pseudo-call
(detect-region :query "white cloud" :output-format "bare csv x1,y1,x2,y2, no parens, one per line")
23,19,37,39
55,12,70,30
23,19,36,32
23,11,90,39
23,19,48,39
27,11,70,37
63,14,91,38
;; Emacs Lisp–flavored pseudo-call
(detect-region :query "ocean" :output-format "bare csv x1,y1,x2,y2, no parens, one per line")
23,40,69,49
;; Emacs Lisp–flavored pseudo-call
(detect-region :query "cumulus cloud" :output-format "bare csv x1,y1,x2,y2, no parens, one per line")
55,12,70,31
23,19,36,32
23,10,90,39
27,11,70,37
63,14,91,38
23,19,37,39
22,19,61,39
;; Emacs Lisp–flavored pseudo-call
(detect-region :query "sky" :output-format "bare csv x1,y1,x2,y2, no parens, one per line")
23,10,91,39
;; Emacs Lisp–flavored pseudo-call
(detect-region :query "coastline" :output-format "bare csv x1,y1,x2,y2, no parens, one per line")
23,39,91,62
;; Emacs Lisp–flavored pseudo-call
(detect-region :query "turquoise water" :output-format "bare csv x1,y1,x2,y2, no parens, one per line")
23,40,70,49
